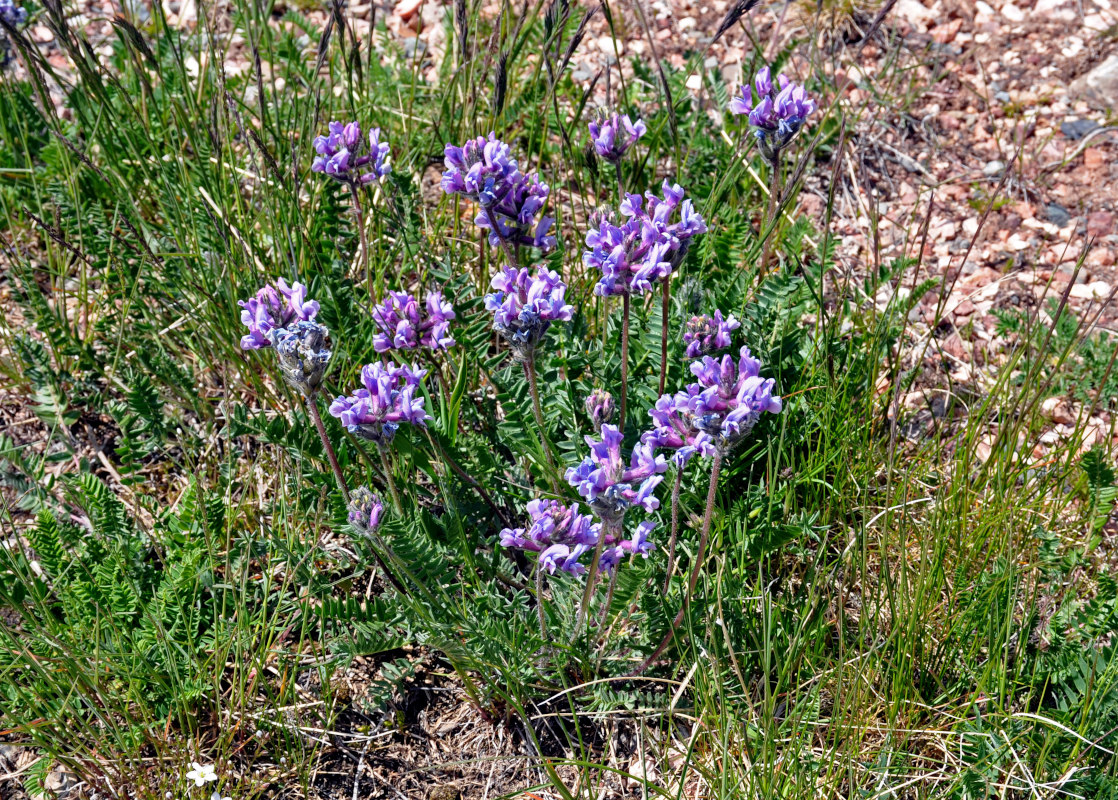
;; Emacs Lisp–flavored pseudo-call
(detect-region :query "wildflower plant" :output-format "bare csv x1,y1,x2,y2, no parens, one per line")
371,290,456,353
238,279,319,351
0,0,27,68
484,265,573,362
683,310,740,358
588,111,646,163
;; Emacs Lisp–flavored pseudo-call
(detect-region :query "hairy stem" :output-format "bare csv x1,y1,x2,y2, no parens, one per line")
619,293,631,432
307,396,350,505
576,518,617,633
524,356,559,492
349,183,372,297
659,275,670,396
630,449,723,676
759,154,781,277
662,467,683,593
536,565,549,664
378,447,403,515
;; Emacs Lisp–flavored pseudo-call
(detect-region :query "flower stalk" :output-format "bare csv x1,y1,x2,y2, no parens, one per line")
308,397,351,504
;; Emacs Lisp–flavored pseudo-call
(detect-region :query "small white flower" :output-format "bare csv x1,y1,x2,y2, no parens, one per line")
185,763,218,787
210,792,232,800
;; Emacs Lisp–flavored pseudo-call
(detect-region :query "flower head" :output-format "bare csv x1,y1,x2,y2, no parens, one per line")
584,180,706,297
641,390,702,467
729,67,816,159
683,310,740,358
270,321,331,397
584,389,616,433
371,290,456,353
238,279,319,350
347,486,384,536
484,266,572,360
0,0,27,68
185,763,218,788
588,112,647,163
687,345,783,455
500,499,656,575
442,133,556,252
566,424,667,522
311,121,391,185
328,361,429,445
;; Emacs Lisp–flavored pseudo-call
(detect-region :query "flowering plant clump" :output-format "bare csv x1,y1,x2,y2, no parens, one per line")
347,486,385,536
641,391,703,467
588,112,646,163
585,389,616,433
729,67,817,159
484,266,573,360
683,310,740,358
566,424,667,522
0,0,27,68
441,133,556,252
688,346,783,455
238,279,319,350
499,499,656,575
584,181,707,297
329,361,430,445
311,121,391,185
371,290,456,353
270,321,332,397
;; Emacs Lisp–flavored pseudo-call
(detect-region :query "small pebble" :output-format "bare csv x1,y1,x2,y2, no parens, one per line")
983,160,1006,176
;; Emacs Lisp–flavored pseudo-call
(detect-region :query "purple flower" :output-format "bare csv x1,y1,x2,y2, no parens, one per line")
484,266,572,359
588,112,647,162
371,290,456,353
584,181,707,297
0,0,26,67
566,424,667,522
687,346,783,455
312,122,391,185
328,361,430,445
442,133,556,252
238,279,320,350
683,310,740,358
641,390,702,467
729,67,816,158
584,389,617,433
348,486,384,536
500,499,656,575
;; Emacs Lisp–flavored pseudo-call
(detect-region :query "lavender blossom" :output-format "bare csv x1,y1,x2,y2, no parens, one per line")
729,67,817,159
238,279,319,350
566,424,667,522
688,346,783,455
311,122,391,185
0,0,26,68
347,486,385,536
641,390,703,467
499,499,656,575
484,266,573,360
371,291,456,353
588,112,647,163
584,180,707,297
441,133,556,252
270,321,331,397
683,310,740,358
584,389,616,433
328,361,430,446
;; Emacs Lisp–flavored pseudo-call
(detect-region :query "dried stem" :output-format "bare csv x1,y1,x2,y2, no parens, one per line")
630,449,723,676
307,396,351,504
662,467,683,593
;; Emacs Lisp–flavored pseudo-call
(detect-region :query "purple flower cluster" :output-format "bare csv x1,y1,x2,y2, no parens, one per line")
0,0,27,68
566,424,667,522
499,498,656,576
584,180,707,297
371,291,456,353
238,279,320,350
329,362,430,445
348,486,385,536
646,346,782,460
589,112,647,163
729,67,817,158
311,122,391,185
484,266,573,359
584,389,616,433
441,133,556,252
683,310,740,358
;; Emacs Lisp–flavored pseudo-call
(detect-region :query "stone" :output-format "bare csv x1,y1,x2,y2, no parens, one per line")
1041,396,1076,425
1083,148,1107,170
1086,211,1114,238
1069,54,1118,111
895,0,934,31
395,0,423,18
1069,281,1112,299
1043,202,1072,226
983,159,1006,176
1060,118,1100,140
1001,2,1025,21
